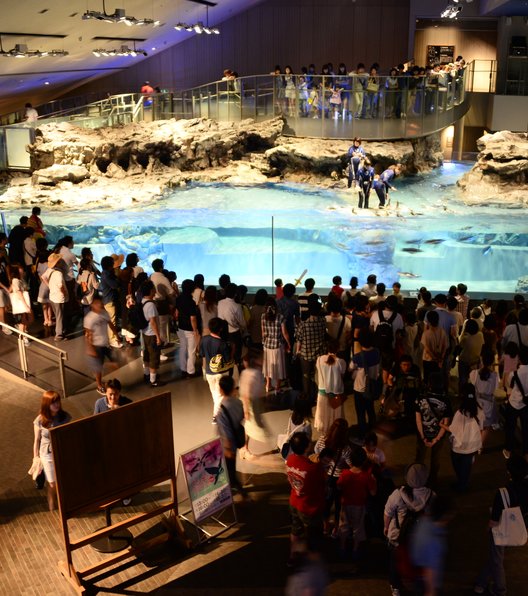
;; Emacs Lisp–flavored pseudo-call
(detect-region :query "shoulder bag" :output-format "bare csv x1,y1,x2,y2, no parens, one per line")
492,488,528,546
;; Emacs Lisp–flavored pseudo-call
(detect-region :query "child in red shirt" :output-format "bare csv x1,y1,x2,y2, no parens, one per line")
286,432,326,559
331,275,344,298
337,447,377,561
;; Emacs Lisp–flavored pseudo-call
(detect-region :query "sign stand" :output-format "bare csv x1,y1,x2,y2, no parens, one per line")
177,438,237,545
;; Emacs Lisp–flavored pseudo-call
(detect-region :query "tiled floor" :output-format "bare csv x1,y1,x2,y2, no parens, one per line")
1,342,528,595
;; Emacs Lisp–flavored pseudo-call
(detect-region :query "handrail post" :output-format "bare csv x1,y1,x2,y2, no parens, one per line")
18,335,28,380
59,352,68,398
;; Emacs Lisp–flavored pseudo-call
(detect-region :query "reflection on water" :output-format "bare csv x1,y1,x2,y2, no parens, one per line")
4,162,528,295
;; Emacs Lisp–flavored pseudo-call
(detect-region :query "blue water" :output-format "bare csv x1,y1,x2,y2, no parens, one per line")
4,162,527,295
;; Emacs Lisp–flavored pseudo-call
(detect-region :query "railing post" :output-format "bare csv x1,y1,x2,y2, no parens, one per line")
18,335,28,380
59,353,68,398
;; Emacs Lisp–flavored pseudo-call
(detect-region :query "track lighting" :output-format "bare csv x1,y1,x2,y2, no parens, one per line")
0,41,68,58
174,6,220,34
82,1,160,26
92,44,147,57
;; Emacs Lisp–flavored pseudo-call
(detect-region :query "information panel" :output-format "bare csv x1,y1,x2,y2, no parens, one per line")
180,438,232,523
427,45,456,66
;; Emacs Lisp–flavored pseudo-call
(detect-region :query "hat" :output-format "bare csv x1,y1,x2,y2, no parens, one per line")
111,253,124,268
47,253,63,268
405,463,429,488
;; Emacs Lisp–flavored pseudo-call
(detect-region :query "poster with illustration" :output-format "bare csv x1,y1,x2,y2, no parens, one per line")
180,438,232,523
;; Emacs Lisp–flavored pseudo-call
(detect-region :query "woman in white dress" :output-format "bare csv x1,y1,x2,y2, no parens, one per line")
33,391,71,510
315,340,347,434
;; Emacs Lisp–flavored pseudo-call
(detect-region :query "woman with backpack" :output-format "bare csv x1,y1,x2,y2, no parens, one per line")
314,340,347,433
350,329,381,438
384,463,434,596
470,351,499,446
77,258,99,317
441,383,482,492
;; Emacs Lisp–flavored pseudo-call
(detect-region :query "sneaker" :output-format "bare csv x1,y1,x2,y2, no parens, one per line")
23,338,30,346
159,353,169,362
2,328,13,335
502,449,511,460
122,498,132,506
54,335,65,342
390,588,401,596
150,380,165,388
96,386,106,396
110,341,123,349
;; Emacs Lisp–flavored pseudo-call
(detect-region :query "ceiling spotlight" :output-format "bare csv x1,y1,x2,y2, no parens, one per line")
441,3,463,18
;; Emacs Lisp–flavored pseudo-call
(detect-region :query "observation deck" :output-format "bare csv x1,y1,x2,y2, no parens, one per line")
0,65,473,171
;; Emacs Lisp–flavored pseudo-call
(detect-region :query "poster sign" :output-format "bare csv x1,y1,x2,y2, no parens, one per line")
427,45,456,66
180,438,232,524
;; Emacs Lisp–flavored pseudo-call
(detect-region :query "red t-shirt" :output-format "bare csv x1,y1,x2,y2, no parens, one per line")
337,468,376,507
331,286,344,297
286,454,326,516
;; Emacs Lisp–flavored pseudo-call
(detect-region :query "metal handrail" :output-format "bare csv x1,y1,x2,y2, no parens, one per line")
0,322,69,398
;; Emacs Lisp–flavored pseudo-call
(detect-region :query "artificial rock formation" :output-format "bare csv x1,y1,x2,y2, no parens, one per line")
0,116,442,209
457,131,528,205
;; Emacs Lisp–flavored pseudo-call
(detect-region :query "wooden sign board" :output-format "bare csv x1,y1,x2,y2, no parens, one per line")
427,45,456,66
51,392,174,518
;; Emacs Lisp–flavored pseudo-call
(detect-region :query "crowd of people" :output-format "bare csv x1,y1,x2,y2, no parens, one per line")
2,209,527,595
270,57,467,120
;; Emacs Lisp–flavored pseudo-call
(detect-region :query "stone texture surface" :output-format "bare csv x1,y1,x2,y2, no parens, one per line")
457,131,528,205
1,117,442,209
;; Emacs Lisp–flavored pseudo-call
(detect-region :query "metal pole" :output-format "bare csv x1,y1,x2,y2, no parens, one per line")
271,216,274,291
0,211,8,236
59,353,68,398
18,336,28,379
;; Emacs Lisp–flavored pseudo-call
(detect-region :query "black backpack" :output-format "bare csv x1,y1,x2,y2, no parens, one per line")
375,310,397,352
128,300,154,332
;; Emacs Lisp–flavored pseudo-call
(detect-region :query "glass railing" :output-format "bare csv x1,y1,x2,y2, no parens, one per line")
151,65,472,140
0,66,474,171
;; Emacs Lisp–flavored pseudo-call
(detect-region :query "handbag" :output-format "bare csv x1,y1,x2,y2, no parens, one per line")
10,290,31,315
492,488,528,546
367,81,379,93
328,393,346,409
329,90,342,105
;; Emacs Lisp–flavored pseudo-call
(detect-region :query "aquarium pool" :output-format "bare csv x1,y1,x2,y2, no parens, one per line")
4,162,528,297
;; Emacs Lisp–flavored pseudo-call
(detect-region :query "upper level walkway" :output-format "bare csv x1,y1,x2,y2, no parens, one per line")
0,64,475,171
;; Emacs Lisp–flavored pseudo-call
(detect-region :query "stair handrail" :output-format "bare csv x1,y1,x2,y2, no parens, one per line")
0,322,69,397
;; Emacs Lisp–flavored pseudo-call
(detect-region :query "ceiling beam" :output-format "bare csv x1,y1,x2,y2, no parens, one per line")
0,32,67,39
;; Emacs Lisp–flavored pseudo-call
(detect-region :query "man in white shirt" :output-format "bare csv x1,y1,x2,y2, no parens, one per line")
361,274,377,298
42,254,68,341
503,348,528,460
150,258,175,346
84,296,118,394
141,280,164,387
25,103,38,123
217,283,247,371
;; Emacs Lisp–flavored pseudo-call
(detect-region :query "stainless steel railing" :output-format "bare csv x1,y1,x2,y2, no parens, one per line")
0,322,69,397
